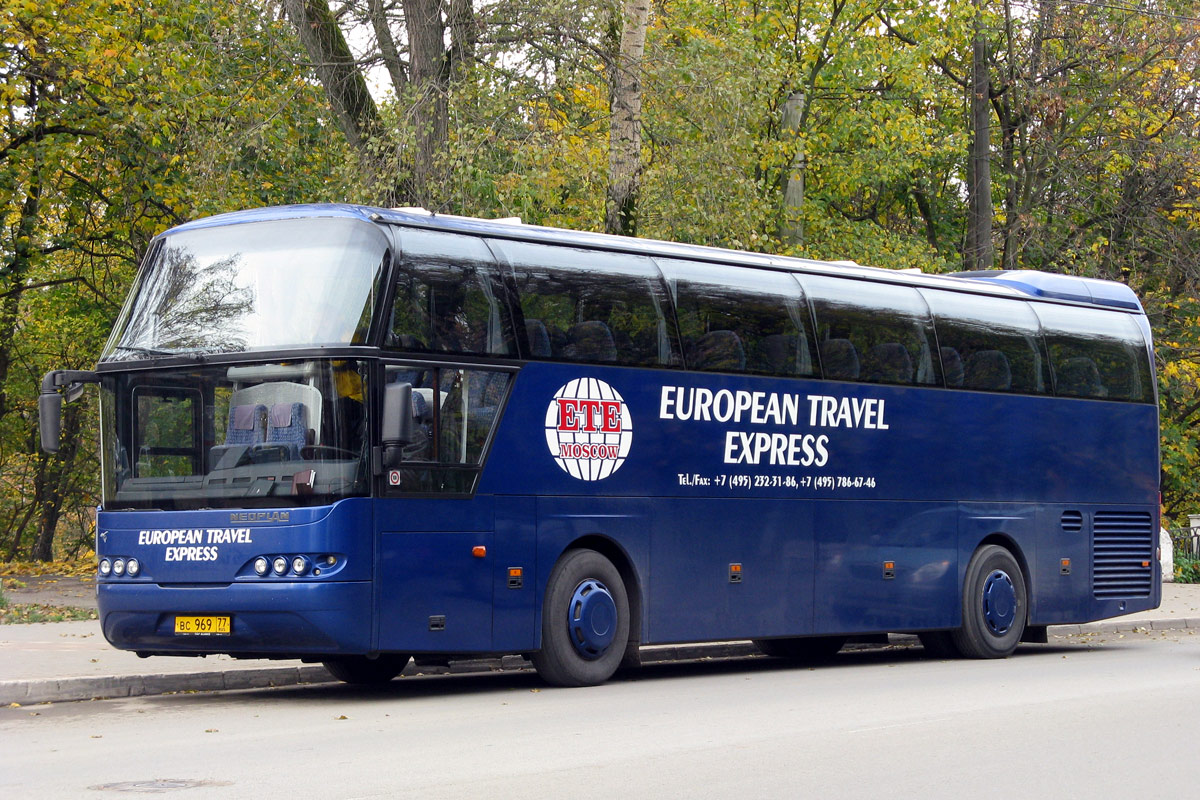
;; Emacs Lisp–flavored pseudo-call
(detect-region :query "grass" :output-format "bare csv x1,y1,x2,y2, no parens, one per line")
0,573,98,625
0,603,98,624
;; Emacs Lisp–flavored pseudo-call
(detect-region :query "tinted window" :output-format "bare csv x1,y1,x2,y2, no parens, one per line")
1032,304,1153,402
488,239,677,367
661,260,816,376
387,230,513,356
801,275,939,386
922,290,1049,394
382,363,512,494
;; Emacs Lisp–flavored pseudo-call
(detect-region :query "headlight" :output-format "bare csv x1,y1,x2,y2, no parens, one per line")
126,558,140,577
112,558,126,577
253,556,270,576
272,556,288,575
98,559,112,577
292,556,310,576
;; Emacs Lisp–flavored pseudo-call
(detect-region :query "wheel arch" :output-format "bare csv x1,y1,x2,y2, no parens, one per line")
973,532,1033,623
558,534,644,650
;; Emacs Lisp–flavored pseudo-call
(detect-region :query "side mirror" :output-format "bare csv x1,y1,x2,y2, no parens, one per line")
39,391,63,453
381,382,414,468
38,370,99,454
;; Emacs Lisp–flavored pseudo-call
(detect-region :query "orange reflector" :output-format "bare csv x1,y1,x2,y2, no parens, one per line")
1061,558,1071,567
884,561,895,570
1142,561,1150,568
509,567,522,577
472,546,487,558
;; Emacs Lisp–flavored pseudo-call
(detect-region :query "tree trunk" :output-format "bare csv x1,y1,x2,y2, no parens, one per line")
779,90,807,247
0,172,42,425
368,0,408,96
604,0,650,237
402,0,451,208
30,401,83,561
966,10,994,271
283,0,394,199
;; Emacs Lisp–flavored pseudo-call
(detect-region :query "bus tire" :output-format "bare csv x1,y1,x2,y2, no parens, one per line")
532,549,630,687
753,636,845,661
952,545,1027,658
322,653,410,685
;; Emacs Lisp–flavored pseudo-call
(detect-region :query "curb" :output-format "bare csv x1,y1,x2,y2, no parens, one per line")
4,619,1197,706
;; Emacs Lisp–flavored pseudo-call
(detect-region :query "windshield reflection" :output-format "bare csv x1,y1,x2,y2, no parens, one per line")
106,217,387,358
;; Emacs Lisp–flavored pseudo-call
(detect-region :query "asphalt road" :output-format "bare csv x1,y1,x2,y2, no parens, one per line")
4,630,1197,799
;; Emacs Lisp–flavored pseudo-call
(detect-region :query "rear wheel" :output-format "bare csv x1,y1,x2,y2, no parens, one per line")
952,545,1027,658
323,653,410,684
532,549,630,687
754,636,846,661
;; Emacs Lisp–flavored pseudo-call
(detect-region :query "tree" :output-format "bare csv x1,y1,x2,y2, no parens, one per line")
605,0,651,236
0,0,355,558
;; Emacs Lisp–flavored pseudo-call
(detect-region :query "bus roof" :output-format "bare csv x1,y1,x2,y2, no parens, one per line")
161,203,1144,313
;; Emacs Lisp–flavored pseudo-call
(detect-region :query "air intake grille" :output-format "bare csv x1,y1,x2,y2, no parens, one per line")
1092,511,1154,599
1061,511,1083,533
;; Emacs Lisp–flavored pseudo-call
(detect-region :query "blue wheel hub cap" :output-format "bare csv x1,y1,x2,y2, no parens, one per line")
568,579,617,660
981,569,1017,636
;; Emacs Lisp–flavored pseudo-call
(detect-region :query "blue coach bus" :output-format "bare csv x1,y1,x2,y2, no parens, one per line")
39,204,1160,686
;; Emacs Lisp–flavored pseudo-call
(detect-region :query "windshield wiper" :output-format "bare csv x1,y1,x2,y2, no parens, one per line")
114,345,206,362
115,345,176,356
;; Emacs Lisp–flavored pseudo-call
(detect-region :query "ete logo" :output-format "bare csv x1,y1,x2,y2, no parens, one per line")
544,378,633,481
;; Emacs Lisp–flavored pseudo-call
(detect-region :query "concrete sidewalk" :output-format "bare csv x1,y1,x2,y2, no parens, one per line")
3,584,1197,705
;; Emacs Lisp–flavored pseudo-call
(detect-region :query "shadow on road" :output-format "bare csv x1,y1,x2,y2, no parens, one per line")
95,638,1117,712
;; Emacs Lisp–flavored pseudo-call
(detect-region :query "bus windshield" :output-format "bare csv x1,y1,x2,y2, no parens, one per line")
103,217,388,358
99,359,370,510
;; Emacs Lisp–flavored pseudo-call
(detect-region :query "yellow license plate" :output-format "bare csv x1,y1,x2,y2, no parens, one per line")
174,615,231,635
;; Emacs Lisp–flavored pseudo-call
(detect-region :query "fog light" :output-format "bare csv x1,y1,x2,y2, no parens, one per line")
254,556,270,576
272,556,288,575
292,556,310,575
126,558,140,577
98,558,112,577
112,558,126,577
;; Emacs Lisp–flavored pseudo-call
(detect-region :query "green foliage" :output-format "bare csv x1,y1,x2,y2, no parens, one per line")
1175,553,1200,584
0,0,357,559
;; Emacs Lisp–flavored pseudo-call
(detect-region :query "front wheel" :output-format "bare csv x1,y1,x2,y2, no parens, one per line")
323,653,410,684
952,545,1027,658
532,549,630,687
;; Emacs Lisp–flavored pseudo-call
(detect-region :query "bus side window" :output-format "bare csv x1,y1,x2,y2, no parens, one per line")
1032,304,1153,403
660,259,817,377
387,230,514,357
801,275,939,387
488,239,680,367
922,290,1050,394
